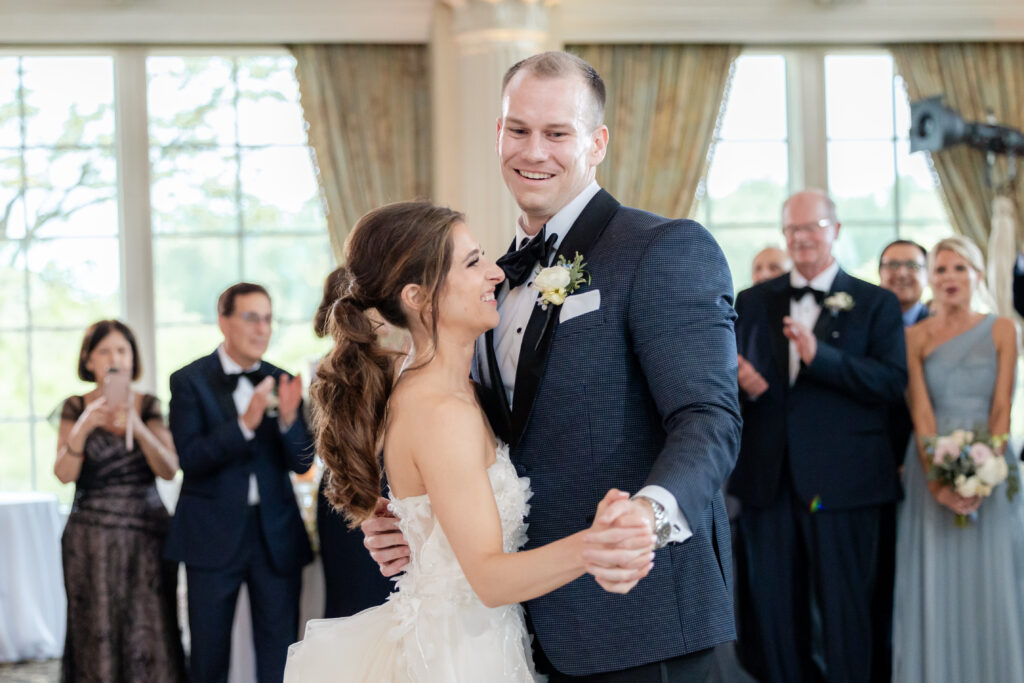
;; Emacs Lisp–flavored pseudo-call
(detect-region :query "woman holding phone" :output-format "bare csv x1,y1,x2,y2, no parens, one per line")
55,319,185,682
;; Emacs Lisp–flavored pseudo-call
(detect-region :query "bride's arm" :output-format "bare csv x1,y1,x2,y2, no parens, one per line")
414,398,652,609
988,316,1018,440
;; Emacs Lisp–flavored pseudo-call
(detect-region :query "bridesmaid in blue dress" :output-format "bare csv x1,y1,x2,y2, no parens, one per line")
894,235,1024,682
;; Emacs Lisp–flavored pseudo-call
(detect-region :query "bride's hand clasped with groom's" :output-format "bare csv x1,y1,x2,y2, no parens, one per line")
362,488,657,594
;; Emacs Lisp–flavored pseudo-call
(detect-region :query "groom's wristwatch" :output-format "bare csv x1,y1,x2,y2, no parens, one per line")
634,495,671,549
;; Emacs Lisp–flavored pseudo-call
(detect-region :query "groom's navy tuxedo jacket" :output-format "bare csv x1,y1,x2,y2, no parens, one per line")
730,271,906,510
475,190,742,676
165,350,314,574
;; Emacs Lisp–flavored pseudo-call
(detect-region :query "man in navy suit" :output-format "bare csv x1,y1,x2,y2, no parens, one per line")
166,282,313,683
732,191,907,683
366,51,741,682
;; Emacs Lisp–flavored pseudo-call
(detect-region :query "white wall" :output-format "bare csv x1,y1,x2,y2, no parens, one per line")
1,0,1023,45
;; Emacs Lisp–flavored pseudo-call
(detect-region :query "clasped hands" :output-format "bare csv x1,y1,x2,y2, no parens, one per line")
241,374,303,431
361,489,657,595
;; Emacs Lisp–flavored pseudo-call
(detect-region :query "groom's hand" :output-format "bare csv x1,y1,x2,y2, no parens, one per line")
582,490,656,594
361,497,411,577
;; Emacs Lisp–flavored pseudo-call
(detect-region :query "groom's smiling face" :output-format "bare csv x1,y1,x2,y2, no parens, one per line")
497,71,608,235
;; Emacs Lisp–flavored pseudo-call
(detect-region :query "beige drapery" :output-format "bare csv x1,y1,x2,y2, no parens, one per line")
568,44,741,219
289,44,432,260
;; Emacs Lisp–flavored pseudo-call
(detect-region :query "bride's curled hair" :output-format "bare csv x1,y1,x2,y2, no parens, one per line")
312,201,463,525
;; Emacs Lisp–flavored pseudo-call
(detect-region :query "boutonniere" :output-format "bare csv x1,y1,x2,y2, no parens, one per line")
532,252,590,310
823,292,854,314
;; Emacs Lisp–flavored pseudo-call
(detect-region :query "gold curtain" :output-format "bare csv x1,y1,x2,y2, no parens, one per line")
289,44,432,260
568,44,741,219
890,43,1024,248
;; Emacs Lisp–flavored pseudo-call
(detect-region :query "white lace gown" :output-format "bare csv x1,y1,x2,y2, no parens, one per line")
283,443,541,682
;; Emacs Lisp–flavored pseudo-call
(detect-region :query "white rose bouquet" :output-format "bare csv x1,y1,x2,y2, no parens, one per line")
925,429,1017,526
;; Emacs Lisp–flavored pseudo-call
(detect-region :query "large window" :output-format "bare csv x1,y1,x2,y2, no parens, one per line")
702,51,952,291
0,50,330,502
0,55,121,498
148,55,332,405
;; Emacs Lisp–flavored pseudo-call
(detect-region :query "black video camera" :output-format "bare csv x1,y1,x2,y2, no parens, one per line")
909,96,1024,156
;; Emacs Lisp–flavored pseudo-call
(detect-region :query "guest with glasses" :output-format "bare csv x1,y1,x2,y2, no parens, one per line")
165,282,314,683
880,240,930,327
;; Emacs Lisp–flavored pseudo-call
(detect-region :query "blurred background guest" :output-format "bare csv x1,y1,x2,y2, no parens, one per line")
165,282,313,683
880,239,930,326
751,245,792,285
312,267,393,618
895,236,1024,682
55,319,184,682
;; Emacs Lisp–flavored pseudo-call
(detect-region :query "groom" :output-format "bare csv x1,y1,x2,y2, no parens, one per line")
365,51,741,681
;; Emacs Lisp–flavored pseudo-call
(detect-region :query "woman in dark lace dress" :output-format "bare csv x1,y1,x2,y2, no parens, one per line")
55,320,185,682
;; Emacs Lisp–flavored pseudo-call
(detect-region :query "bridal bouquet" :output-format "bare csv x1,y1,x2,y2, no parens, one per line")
925,429,1017,526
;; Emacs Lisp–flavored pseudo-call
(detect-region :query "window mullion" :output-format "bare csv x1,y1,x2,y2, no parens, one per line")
114,47,157,394
785,47,828,194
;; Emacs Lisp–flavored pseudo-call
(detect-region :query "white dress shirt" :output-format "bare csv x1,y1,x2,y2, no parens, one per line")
217,344,261,505
493,181,692,544
788,260,840,385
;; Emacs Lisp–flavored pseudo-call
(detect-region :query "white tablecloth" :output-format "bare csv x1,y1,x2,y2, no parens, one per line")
0,492,66,662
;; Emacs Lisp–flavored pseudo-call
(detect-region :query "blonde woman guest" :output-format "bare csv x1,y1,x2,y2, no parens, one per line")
894,236,1024,682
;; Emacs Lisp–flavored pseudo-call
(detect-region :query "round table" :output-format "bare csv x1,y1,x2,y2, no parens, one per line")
0,491,66,662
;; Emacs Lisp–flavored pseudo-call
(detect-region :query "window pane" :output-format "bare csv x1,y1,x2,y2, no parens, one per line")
31,329,93,418
0,422,32,491
27,238,121,327
705,141,789,223
718,55,788,141
0,332,30,417
266,323,332,387
1,151,26,240
896,140,948,223
710,225,784,293
147,57,238,148
151,148,239,235
899,222,954,250
825,55,895,140
245,235,333,322
23,147,118,238
154,324,223,403
237,56,308,147
828,140,896,222
0,241,27,328
835,223,897,282
22,57,115,148
154,236,240,324
0,58,20,148
240,148,324,233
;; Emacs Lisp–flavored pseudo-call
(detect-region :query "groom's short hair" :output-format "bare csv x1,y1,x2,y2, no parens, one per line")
502,51,606,128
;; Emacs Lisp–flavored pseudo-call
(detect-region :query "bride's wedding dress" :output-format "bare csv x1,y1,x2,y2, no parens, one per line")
284,443,541,682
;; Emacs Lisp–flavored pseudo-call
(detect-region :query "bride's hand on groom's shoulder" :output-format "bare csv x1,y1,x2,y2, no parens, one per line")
581,490,656,594
361,497,412,577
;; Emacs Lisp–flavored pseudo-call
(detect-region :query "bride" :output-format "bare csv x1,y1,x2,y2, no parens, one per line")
284,201,653,682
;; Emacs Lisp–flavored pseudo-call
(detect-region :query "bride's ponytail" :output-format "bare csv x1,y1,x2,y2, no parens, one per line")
310,202,462,525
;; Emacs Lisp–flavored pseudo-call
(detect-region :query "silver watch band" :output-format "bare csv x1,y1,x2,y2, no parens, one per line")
634,495,671,549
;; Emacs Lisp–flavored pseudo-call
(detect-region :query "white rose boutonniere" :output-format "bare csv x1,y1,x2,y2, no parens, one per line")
823,291,854,314
532,252,590,309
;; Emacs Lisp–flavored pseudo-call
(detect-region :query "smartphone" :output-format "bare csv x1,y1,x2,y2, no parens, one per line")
103,368,132,408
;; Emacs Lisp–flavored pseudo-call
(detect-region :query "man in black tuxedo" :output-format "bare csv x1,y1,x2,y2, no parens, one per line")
165,282,313,683
731,190,907,683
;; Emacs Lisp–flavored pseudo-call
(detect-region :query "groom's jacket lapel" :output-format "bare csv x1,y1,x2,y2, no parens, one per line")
481,324,513,444
510,189,620,446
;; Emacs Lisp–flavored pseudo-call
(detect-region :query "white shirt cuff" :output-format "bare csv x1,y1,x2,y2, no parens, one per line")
636,484,693,544
238,418,255,441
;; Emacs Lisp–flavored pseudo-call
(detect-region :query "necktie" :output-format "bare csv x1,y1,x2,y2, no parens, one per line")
496,228,558,290
788,285,825,305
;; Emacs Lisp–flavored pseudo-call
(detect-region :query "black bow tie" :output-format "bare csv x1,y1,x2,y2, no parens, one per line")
788,285,826,304
223,368,264,391
496,228,558,290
